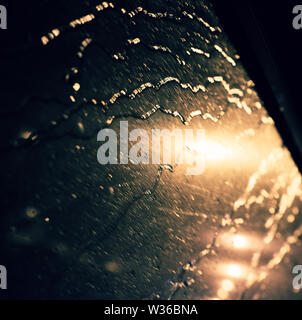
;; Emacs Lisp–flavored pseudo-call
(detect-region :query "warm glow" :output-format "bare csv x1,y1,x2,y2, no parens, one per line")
222,279,234,291
217,288,229,299
226,264,242,278
233,235,248,248
73,83,80,91
20,130,32,140
186,140,232,160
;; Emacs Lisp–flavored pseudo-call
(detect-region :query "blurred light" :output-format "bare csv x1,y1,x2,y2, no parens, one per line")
186,140,232,160
222,279,234,291
25,207,38,219
217,288,229,299
232,235,248,248
20,130,32,140
104,261,120,273
226,264,242,278
73,83,80,91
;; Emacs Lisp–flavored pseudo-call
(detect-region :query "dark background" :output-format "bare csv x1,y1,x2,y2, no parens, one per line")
213,0,302,173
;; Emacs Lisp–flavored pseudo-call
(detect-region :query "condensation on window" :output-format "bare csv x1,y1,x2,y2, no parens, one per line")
0,0,302,300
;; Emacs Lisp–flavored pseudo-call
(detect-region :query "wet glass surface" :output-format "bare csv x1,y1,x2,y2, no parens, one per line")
1,0,302,299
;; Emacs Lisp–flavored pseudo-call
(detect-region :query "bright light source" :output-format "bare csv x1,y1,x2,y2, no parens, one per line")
233,235,247,248
186,140,232,160
226,264,242,278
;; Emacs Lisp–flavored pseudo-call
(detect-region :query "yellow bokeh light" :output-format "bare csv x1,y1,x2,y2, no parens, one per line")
217,288,229,299
73,83,80,92
222,279,234,291
226,264,242,278
233,235,248,248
